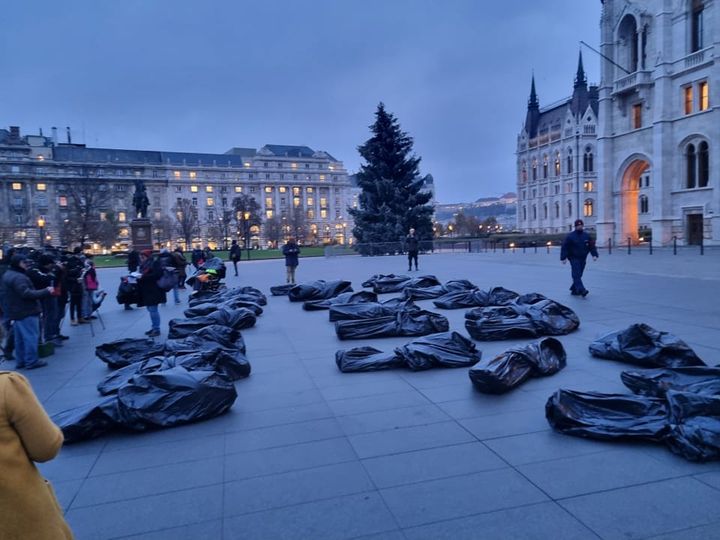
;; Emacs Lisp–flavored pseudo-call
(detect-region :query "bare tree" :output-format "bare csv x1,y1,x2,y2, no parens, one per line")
263,216,282,248
288,206,308,242
60,181,113,248
206,206,235,250
153,214,176,248
95,210,120,250
173,198,200,249
232,194,262,249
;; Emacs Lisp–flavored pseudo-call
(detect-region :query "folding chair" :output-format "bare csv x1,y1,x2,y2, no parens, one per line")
87,290,108,337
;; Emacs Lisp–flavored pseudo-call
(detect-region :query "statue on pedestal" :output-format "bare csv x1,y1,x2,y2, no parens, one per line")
132,179,150,219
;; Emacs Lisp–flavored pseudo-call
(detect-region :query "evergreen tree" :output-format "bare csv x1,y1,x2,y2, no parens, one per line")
349,103,434,254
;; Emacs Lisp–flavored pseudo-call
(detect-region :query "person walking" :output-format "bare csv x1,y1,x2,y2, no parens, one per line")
0,370,74,538
172,247,188,290
282,238,300,284
64,247,86,325
137,250,166,337
560,219,599,297
229,240,242,276
0,255,54,370
405,228,419,271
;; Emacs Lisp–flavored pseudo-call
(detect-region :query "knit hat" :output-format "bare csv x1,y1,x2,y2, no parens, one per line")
574,219,584,227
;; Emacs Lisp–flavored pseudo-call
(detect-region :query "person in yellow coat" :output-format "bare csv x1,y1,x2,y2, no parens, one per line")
0,371,73,539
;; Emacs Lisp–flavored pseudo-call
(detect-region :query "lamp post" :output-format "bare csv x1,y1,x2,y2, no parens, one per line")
243,211,251,260
37,217,45,248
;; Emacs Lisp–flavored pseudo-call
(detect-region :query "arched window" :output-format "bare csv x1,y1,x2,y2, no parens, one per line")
583,147,594,172
532,159,537,181
567,201,572,217
542,156,548,179
618,15,639,72
698,141,709,187
686,143,696,188
543,203,548,219
554,202,560,218
566,149,573,174
522,206,527,221
532,205,537,220
521,161,527,183
691,0,705,52
639,195,649,214
583,199,594,217
554,153,561,176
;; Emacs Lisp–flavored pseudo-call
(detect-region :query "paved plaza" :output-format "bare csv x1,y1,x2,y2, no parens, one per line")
21,248,720,539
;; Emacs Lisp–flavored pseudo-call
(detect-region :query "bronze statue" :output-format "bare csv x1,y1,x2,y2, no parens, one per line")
132,179,150,219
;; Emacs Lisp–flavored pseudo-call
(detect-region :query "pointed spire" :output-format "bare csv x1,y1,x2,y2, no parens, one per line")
528,74,539,109
574,50,587,89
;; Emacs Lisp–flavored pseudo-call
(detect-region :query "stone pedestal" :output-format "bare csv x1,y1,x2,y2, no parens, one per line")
130,218,153,251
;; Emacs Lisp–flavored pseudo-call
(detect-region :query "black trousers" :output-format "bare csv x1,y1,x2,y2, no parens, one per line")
408,251,418,269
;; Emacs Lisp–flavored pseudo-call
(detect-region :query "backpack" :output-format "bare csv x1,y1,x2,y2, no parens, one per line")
157,267,179,292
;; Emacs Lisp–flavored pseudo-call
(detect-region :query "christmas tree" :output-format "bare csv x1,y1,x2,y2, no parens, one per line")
350,103,434,254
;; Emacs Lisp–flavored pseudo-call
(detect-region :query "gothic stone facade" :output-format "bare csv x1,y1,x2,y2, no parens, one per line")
516,55,600,234
597,0,718,246
0,128,352,249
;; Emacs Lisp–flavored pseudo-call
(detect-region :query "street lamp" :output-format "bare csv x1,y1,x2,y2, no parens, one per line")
243,211,251,260
37,217,45,247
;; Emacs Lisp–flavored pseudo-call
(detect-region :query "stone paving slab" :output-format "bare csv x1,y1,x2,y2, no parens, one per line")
12,249,719,539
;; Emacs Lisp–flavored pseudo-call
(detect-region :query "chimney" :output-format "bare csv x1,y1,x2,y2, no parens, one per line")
9,126,20,139
51,127,58,144
39,127,44,136
66,126,72,144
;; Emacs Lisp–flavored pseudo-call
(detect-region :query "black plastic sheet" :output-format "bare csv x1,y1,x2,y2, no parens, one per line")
336,332,480,372
329,299,418,322
403,280,477,301
464,299,579,341
55,367,238,443
335,309,449,340
303,291,378,311
367,275,441,294
621,367,720,398
270,284,295,296
589,323,705,368
164,325,246,357
362,274,410,289
96,338,166,369
168,308,257,339
433,286,520,310
288,280,353,302
188,286,266,307
184,298,263,318
469,337,566,393
546,388,720,462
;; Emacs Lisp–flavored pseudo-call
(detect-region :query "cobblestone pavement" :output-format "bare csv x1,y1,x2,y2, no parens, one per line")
20,249,720,539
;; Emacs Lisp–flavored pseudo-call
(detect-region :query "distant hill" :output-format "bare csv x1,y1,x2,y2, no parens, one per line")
435,193,517,224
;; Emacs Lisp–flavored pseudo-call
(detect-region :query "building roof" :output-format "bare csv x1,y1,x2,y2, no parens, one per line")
224,147,257,157
260,145,316,158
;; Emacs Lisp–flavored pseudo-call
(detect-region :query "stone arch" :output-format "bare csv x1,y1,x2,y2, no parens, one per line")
617,154,651,243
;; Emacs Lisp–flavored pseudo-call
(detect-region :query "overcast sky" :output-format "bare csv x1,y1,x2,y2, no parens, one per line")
2,0,600,203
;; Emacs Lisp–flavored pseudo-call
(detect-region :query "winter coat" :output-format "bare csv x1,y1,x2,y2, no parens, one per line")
560,230,599,261
127,251,141,273
229,244,242,261
282,243,300,267
172,251,188,280
84,266,98,291
0,371,73,540
64,255,84,294
0,268,50,321
405,235,419,253
137,257,167,307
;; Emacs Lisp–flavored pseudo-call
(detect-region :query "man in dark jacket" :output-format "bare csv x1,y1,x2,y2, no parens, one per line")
137,250,166,337
405,228,419,271
282,239,300,284
560,219,599,297
229,240,242,276
191,248,204,271
0,255,54,369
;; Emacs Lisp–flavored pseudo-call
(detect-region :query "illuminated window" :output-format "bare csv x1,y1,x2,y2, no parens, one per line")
684,86,694,114
279,186,287,193
320,197,327,207
174,171,181,178
11,183,22,191
632,103,642,129
699,81,709,111
307,197,314,206
583,181,594,192
59,196,68,207
320,209,327,219
306,187,313,193
205,185,213,193
293,187,301,196
554,155,560,176
583,199,594,217
190,185,198,193
293,197,301,207
265,197,273,208
307,209,314,219
119,211,126,222
291,163,297,169
36,183,47,191
99,212,106,221
265,186,273,193
266,209,273,219
244,162,251,168
189,171,197,179
235,186,242,193
319,175,325,181
207,197,214,206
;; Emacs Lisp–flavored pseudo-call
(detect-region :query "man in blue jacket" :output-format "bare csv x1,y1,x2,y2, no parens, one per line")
560,219,599,297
